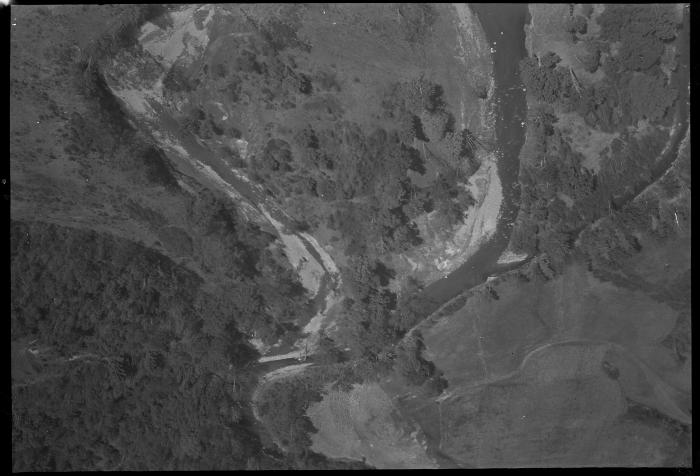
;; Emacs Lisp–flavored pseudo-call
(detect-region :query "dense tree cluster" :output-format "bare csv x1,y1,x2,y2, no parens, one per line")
11,11,304,468
257,138,295,173
521,5,681,133
11,220,266,470
255,361,380,465
575,81,624,132
578,154,689,278
513,121,602,271
520,53,576,107
176,21,479,271
394,332,447,394
12,4,481,470
279,122,437,255
383,78,480,209
328,253,445,377
512,113,679,273
256,375,322,455
333,255,402,359
598,4,679,72
513,4,685,274
578,40,602,73
180,107,226,140
255,9,311,54
10,208,350,471
275,78,488,365
565,14,588,35
625,70,679,122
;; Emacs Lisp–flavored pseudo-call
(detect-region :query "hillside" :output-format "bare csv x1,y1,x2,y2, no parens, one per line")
304,3,691,468
11,3,691,470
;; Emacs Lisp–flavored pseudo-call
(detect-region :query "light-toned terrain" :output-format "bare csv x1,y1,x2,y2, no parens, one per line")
305,4,691,468
102,4,503,362
307,383,437,469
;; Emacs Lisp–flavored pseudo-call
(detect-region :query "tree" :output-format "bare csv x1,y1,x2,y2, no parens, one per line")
625,71,678,122
520,55,575,105
598,5,680,72
394,332,446,395
11,214,315,471
579,40,602,73
565,15,587,35
424,82,446,112
598,4,679,43
540,51,562,69
474,80,489,99
575,81,623,132
617,34,665,71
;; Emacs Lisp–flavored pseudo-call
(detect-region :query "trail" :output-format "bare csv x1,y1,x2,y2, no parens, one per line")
444,339,691,427
250,4,692,463
102,7,345,365
251,362,313,430
100,5,535,466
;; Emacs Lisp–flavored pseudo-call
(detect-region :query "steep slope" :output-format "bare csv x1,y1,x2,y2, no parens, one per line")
10,5,339,471
304,4,691,468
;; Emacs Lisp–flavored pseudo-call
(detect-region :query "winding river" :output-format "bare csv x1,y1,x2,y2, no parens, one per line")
102,3,530,366
251,4,531,468
418,2,691,314
103,3,695,467
412,3,529,314
401,4,530,468
241,3,692,468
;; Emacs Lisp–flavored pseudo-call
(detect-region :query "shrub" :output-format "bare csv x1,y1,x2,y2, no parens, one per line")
421,110,450,142
398,3,437,44
579,41,602,73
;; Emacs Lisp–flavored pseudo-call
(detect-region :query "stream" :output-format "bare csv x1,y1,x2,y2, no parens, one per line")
408,4,530,468
250,4,530,468
102,3,529,368
106,3,697,467
411,3,529,316
238,3,692,468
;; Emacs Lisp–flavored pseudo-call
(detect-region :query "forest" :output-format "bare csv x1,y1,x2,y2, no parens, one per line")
10,215,372,470
519,3,680,133
169,25,481,259
14,3,689,470
10,5,384,467
512,3,684,274
244,77,479,257
11,220,262,470
194,35,485,375
140,7,486,380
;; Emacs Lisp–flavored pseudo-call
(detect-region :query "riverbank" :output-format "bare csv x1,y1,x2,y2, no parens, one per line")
102,4,531,467
407,3,528,314
102,9,347,362
301,4,531,468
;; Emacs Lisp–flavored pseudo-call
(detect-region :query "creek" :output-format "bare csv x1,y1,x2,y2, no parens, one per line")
414,3,529,314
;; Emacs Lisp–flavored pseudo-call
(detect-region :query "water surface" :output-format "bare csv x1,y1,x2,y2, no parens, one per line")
416,3,529,311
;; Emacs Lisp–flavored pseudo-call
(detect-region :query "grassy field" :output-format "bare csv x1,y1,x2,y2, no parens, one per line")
118,3,496,291
10,6,216,281
306,382,437,469
405,119,691,466
306,5,691,467
12,4,689,469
